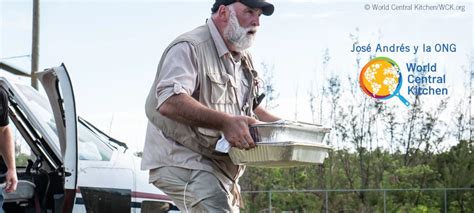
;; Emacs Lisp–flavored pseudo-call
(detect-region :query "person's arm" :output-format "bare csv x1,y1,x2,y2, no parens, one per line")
254,106,281,122
154,42,257,149
0,125,17,193
159,94,258,149
0,88,17,192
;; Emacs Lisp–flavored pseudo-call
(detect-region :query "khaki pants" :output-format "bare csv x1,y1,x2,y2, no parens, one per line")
152,166,239,213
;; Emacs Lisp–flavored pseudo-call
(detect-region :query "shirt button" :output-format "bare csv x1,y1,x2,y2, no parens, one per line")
173,83,182,94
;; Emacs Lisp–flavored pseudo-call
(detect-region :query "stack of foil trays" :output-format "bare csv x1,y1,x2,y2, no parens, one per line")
229,121,331,167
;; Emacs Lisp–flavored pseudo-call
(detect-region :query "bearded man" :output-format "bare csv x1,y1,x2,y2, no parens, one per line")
141,0,280,212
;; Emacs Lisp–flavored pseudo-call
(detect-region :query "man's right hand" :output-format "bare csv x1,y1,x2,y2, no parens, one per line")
159,94,262,149
221,115,259,149
4,169,17,193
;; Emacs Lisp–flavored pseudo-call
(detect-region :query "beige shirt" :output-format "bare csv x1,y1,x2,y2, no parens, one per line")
141,18,250,182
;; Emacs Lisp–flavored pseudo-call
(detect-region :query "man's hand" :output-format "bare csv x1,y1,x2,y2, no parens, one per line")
159,94,267,150
4,169,17,193
222,115,260,150
254,106,281,122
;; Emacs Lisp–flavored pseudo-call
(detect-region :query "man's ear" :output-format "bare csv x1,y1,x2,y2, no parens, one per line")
217,5,229,22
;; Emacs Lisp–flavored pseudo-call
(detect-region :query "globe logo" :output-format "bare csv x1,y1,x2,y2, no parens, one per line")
359,57,410,106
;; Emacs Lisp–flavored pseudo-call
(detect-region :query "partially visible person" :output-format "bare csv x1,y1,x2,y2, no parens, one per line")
0,86,18,213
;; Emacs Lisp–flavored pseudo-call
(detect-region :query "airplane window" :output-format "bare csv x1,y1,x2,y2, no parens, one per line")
78,123,113,161
7,118,33,168
13,83,113,162
15,84,61,154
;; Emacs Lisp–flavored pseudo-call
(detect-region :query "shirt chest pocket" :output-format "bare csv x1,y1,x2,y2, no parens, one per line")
207,73,237,104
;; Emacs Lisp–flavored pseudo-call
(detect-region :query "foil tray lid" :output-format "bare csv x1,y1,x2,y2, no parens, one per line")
249,120,331,144
250,120,331,133
254,141,331,149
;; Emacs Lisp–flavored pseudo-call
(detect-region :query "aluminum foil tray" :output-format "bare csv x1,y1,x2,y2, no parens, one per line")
229,142,330,167
249,121,331,144
229,121,331,167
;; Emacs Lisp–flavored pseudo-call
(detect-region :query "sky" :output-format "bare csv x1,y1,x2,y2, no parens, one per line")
1,0,473,152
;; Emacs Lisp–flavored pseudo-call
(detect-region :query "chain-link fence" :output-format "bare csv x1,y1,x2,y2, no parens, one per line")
241,188,474,212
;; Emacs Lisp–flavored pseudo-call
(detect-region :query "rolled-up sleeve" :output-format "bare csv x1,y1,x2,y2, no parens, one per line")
155,42,198,108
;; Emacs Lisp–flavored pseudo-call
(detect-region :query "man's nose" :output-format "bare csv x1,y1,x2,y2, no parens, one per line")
252,16,260,27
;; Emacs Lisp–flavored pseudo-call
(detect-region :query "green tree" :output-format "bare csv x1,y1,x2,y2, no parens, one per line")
435,140,474,212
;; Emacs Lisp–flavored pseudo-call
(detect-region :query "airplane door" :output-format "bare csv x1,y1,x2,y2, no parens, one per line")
37,64,78,213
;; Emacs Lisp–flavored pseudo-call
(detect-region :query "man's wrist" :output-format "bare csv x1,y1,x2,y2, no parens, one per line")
7,167,16,173
219,114,233,131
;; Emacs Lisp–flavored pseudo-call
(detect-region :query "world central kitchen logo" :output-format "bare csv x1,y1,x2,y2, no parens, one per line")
359,57,447,106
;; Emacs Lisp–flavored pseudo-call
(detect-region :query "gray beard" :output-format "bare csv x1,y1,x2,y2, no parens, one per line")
224,8,256,52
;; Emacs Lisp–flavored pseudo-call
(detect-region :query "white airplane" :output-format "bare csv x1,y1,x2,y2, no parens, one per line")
0,64,178,212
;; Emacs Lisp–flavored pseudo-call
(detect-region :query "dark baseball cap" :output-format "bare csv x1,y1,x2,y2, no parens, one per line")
211,0,274,16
